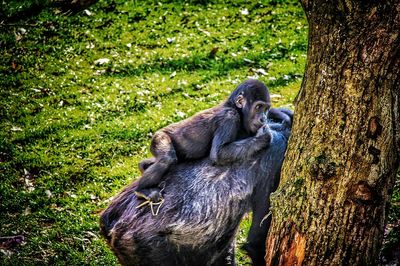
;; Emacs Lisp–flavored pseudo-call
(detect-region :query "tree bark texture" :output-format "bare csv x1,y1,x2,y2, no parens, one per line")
265,1,400,265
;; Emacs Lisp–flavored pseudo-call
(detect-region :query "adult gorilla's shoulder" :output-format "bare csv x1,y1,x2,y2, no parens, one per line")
100,109,292,266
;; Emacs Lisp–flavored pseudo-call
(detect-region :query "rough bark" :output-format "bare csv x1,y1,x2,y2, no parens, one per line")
265,1,400,265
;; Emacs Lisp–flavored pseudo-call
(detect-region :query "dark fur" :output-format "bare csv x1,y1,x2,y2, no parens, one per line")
136,79,273,200
100,109,292,266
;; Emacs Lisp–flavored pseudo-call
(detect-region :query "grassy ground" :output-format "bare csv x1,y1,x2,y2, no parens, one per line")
0,0,398,265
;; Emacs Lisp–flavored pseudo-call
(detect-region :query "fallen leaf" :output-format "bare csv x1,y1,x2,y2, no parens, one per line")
255,68,267,76
11,126,23,132
45,190,53,198
86,42,95,49
83,9,93,16
94,69,106,75
94,58,110,65
23,207,31,216
175,111,186,118
85,231,98,239
271,94,283,99
240,8,249,15
209,47,219,58
167,37,176,43
23,169,35,192
198,28,210,37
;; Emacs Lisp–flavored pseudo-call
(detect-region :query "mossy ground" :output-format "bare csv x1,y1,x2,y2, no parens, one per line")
0,0,398,265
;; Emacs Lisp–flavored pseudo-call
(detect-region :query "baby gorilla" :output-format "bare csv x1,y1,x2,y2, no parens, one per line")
135,79,272,202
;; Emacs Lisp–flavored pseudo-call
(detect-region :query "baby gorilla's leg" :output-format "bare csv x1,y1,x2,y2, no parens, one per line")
138,158,156,174
136,131,177,202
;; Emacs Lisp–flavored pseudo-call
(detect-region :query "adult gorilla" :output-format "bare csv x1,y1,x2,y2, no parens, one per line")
100,108,292,266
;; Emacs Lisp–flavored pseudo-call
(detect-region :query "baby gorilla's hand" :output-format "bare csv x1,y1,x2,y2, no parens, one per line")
255,124,273,146
256,124,270,137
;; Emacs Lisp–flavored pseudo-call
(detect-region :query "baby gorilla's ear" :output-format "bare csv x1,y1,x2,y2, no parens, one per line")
235,94,246,109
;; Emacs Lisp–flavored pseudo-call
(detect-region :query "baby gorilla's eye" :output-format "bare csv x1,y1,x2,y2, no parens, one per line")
255,104,265,111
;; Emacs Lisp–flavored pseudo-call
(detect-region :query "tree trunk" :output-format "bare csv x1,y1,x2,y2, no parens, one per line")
265,1,400,265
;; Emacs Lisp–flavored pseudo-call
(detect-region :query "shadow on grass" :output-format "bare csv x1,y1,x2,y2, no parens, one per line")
0,0,99,23
101,43,305,80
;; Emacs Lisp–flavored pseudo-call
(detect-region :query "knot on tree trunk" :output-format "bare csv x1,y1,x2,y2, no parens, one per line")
348,181,380,205
366,116,382,140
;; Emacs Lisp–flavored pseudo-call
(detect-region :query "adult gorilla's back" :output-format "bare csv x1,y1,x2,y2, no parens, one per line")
100,120,291,266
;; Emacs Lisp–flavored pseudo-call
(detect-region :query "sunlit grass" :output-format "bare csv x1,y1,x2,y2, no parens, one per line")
0,0,308,264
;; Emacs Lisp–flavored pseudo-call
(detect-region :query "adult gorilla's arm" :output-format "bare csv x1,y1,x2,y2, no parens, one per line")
244,120,291,265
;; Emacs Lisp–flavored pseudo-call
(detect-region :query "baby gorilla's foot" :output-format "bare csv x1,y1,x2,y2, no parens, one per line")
134,187,163,203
